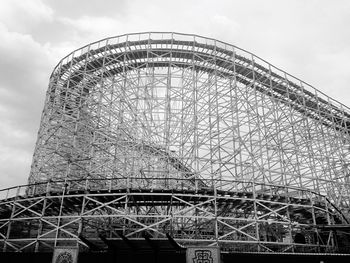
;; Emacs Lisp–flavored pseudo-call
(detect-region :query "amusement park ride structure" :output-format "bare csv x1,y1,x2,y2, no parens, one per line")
0,32,349,254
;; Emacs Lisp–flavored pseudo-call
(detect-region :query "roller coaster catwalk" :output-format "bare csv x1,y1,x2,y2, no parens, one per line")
1,32,350,262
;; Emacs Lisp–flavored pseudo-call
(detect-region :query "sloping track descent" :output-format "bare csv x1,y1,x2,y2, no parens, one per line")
1,32,350,253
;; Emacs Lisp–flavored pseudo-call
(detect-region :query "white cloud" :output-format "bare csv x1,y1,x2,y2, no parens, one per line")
0,23,52,187
0,145,32,188
0,0,54,33
211,14,239,28
58,16,124,41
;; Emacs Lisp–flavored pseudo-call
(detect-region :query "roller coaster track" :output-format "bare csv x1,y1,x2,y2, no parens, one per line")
0,177,349,253
19,32,350,254
52,39,350,133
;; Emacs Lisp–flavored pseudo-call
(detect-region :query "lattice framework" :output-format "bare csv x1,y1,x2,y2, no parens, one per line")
1,32,350,253
0,179,346,253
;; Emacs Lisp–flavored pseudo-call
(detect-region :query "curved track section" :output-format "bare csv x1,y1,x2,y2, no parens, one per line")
0,179,348,253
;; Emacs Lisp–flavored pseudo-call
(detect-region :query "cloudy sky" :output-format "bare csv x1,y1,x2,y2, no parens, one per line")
0,0,350,189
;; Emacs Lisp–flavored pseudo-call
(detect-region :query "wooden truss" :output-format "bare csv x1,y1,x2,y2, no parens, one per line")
0,178,347,253
4,32,349,254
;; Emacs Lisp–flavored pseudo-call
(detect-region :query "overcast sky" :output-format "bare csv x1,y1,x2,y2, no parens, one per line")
0,0,350,189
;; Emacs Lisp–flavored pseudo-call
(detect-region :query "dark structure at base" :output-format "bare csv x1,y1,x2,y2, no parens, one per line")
2,251,350,263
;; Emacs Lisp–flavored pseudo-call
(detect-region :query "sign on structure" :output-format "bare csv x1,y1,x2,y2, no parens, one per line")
186,247,220,263
52,247,78,263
